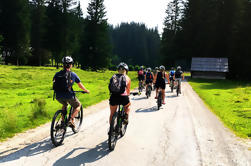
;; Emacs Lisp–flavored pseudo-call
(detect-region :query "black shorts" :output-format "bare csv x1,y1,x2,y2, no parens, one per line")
169,77,174,81
145,79,153,84
109,95,130,106
155,81,166,89
138,75,145,81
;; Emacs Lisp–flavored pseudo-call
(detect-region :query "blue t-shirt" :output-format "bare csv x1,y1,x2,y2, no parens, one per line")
53,70,81,99
169,70,175,77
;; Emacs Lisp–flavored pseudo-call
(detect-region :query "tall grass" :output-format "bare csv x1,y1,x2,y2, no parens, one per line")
0,65,138,141
189,78,251,138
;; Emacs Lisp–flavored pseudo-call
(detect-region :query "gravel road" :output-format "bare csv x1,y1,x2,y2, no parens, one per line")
0,82,250,166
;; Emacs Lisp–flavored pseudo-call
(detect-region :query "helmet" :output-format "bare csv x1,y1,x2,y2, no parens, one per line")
177,66,181,70
147,68,151,72
140,66,144,69
117,62,129,71
62,56,73,64
155,67,159,70
159,65,165,71
171,67,174,70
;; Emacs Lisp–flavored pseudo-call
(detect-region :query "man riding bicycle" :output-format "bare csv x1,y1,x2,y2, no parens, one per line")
174,66,184,94
109,62,131,125
168,67,175,87
138,66,145,90
154,65,168,104
53,56,90,128
145,67,153,94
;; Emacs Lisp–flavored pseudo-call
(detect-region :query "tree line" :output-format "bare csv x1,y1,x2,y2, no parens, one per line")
0,0,161,70
161,0,251,79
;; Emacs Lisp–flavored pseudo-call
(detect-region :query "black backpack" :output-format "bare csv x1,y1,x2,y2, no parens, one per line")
53,70,72,93
109,74,126,95
146,72,153,80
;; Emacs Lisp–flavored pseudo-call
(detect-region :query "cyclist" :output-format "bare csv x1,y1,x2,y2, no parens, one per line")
53,56,90,128
168,67,175,88
137,66,145,90
174,66,184,94
109,62,131,125
154,65,168,104
153,67,159,90
145,67,153,95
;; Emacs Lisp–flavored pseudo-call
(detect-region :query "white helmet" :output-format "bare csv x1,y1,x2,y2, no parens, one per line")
159,65,165,70
117,62,129,71
62,56,73,64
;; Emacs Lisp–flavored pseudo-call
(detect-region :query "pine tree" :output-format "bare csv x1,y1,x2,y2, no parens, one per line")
80,0,112,70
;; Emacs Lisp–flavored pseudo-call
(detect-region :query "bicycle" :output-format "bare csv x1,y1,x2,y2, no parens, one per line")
50,91,86,147
157,88,162,110
108,92,138,151
138,81,144,93
175,79,181,96
170,79,174,92
146,84,152,98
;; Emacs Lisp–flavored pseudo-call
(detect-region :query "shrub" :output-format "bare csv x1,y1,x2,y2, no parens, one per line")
31,98,49,119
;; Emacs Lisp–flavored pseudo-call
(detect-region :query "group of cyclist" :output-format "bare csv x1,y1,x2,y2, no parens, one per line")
53,56,184,130
138,65,184,104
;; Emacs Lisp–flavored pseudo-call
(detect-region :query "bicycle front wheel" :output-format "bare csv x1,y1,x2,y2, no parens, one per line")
51,110,66,147
72,105,83,133
108,112,118,151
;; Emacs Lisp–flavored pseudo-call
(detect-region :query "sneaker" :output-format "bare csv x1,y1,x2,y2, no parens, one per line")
162,102,166,105
68,118,75,128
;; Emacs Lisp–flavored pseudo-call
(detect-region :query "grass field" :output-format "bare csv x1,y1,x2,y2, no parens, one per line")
0,65,138,141
188,78,251,138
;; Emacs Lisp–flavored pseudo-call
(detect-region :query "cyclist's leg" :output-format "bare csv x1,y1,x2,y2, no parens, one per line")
109,105,118,124
123,98,131,123
69,98,81,123
57,98,68,120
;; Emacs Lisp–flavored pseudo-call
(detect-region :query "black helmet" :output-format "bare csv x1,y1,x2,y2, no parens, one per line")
62,56,73,64
177,66,181,70
117,62,129,71
171,67,174,70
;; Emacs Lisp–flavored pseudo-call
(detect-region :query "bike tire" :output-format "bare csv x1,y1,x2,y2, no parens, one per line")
157,91,162,110
50,110,66,147
177,85,179,96
71,105,83,133
108,112,118,151
120,112,128,137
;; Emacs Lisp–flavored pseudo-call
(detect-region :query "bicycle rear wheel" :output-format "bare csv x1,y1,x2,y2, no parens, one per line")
71,105,83,133
51,110,66,147
177,84,179,96
108,112,118,151
120,111,128,137
157,91,162,110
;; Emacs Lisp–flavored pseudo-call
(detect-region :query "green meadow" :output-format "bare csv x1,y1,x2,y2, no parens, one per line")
0,65,138,141
189,79,251,138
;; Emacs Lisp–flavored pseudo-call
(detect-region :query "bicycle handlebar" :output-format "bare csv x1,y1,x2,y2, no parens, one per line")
73,91,88,94
130,92,140,96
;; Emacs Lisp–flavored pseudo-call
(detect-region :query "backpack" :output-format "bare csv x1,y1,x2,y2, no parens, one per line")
138,70,144,75
109,74,126,95
146,72,153,80
170,70,175,77
53,70,72,93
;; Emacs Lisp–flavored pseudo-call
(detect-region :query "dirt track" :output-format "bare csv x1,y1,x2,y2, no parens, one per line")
0,82,250,166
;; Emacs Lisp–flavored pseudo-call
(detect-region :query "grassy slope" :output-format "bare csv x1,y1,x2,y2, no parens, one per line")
189,78,251,138
0,65,138,141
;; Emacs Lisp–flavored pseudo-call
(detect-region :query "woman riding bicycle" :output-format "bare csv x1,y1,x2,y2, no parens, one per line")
154,65,168,104
109,62,131,125
53,56,90,128
145,67,153,95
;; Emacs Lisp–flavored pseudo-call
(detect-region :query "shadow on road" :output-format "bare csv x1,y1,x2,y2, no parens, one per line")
0,129,76,163
53,140,110,166
0,138,53,163
131,96,147,100
135,106,158,113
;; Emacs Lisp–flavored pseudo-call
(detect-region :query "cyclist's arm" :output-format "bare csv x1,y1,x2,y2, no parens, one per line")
167,74,170,83
182,73,185,80
77,82,90,93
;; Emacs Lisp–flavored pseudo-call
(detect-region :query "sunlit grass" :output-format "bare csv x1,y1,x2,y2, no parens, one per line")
189,78,251,138
0,65,138,141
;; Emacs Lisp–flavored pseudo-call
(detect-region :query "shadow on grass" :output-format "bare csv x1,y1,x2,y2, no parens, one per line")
53,140,110,166
188,78,249,90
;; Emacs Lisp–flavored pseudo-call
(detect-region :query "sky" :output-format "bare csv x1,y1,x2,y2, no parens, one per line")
80,0,170,34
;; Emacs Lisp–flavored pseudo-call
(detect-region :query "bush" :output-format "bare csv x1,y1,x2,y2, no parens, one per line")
31,98,49,119
1,109,18,137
